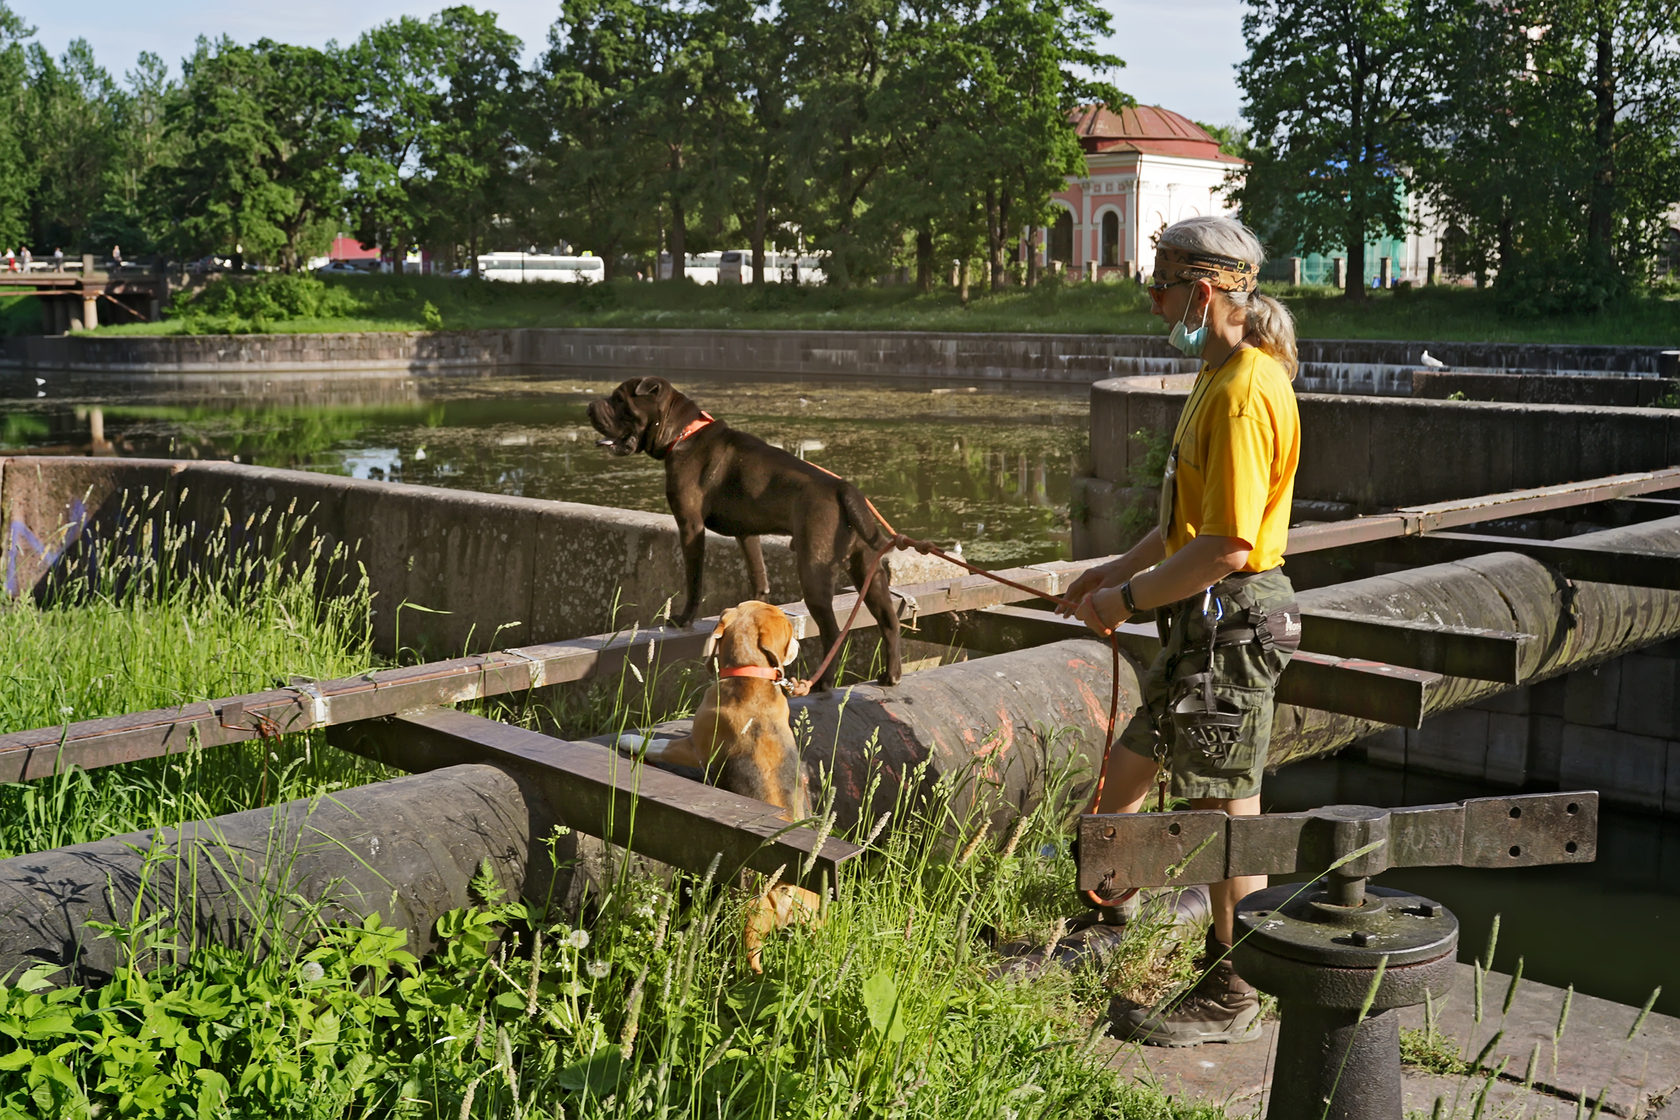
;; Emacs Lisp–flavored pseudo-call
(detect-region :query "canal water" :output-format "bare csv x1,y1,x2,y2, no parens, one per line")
0,370,1089,568
3,367,1676,1015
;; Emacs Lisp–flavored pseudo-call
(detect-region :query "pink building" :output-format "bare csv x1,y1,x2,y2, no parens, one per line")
1047,105,1245,280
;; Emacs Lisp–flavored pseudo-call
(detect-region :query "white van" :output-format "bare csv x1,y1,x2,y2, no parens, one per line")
477,253,604,283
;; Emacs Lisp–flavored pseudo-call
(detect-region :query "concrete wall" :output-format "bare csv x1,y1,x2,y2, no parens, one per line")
4,327,1673,384
1074,374,1680,558
1361,640,1680,814
0,330,520,372
0,456,956,658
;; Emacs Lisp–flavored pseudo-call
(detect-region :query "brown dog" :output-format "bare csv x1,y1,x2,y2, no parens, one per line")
622,601,821,971
587,376,901,690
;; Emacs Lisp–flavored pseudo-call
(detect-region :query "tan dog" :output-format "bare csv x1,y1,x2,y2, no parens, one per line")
629,600,821,970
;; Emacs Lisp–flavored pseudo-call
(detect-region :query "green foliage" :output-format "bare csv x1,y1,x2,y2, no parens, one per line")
1237,0,1449,299
0,699,1224,1118
149,38,354,271
165,274,362,332
1421,0,1680,305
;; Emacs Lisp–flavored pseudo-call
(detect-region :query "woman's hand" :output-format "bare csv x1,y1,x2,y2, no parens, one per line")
1074,585,1130,637
1058,561,1120,617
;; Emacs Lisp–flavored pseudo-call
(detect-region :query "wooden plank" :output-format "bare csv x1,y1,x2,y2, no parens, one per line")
917,605,1437,725
328,709,860,892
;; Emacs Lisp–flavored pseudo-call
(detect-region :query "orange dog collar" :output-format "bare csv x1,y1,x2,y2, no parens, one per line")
664,411,714,452
718,665,783,681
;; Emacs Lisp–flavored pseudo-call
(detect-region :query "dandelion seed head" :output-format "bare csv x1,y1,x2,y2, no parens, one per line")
299,960,325,983
568,929,591,951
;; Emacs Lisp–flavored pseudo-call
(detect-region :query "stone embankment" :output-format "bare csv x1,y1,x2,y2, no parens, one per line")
2,327,1676,389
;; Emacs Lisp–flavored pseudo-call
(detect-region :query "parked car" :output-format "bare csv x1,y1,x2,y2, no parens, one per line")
314,261,368,276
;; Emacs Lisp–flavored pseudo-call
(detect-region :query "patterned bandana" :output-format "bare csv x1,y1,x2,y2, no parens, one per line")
1154,246,1258,293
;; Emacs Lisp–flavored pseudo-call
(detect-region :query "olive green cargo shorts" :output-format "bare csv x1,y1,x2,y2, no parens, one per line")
1118,568,1299,801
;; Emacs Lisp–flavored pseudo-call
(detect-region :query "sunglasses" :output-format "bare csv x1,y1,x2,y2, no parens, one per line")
1148,278,1191,300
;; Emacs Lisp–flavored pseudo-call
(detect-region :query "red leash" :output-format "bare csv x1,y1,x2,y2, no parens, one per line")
792,463,1151,911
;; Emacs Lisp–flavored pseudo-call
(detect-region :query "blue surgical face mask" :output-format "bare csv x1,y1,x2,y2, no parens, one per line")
1167,299,1210,358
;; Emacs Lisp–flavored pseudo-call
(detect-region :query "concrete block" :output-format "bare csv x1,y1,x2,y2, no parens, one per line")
1670,741,1680,817
1529,678,1568,718
1473,686,1531,716
1483,713,1529,786
1559,723,1666,811
1359,726,1408,767
1563,662,1622,728
1616,652,1680,740
1528,715,1565,784
1404,708,1489,778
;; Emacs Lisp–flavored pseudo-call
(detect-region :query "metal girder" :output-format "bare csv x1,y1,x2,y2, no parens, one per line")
1297,609,1530,684
1285,466,1680,556
1395,532,1680,591
329,708,861,893
1075,792,1598,891
1275,652,1438,727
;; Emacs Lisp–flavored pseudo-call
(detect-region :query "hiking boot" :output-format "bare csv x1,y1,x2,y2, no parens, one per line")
1108,931,1261,1047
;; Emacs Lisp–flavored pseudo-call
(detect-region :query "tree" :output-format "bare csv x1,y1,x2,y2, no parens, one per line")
20,39,124,253
1427,0,1680,308
345,17,446,266
411,7,527,272
151,37,355,270
538,0,670,277
0,2,32,250
1237,0,1449,298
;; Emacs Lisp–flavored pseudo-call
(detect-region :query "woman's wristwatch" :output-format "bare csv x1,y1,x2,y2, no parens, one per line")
1119,580,1139,614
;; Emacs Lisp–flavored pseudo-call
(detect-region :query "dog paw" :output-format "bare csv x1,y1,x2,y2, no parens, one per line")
613,732,661,758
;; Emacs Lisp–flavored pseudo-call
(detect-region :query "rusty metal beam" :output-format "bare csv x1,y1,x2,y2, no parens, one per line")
1075,792,1599,891
1394,532,1680,591
329,708,860,893
1286,467,1680,556
1277,653,1438,728
1298,609,1529,684
0,561,1080,784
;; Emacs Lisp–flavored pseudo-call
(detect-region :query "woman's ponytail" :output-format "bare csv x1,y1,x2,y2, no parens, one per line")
1243,292,1298,380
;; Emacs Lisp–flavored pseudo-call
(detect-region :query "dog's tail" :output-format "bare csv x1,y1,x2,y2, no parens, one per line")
839,484,894,553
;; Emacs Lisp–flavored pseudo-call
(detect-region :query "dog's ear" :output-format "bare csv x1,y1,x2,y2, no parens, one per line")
632,377,665,398
702,609,735,666
759,607,797,669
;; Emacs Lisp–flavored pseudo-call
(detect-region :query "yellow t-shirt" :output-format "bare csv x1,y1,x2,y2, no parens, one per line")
1161,347,1299,571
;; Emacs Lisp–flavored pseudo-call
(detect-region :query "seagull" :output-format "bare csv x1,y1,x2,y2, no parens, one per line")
34,377,45,386
1420,350,1447,369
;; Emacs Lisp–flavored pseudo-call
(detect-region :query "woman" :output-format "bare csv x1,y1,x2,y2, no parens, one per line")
1060,215,1301,1047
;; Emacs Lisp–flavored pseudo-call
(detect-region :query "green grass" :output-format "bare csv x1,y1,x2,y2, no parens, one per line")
0,491,388,858
71,271,1680,345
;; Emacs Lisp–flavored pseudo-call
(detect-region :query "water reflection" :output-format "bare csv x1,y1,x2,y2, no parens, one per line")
0,371,1089,566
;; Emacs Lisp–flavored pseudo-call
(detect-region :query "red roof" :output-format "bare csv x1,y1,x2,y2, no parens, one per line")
1068,104,1245,164
330,235,381,261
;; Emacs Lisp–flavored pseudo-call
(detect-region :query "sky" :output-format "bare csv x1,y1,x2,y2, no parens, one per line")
15,0,1250,128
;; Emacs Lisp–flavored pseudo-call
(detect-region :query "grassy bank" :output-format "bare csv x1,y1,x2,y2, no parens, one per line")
0,495,389,858
75,272,1680,346
0,496,1218,1118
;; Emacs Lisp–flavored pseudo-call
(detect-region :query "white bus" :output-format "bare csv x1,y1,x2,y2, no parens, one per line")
657,249,825,284
477,253,605,283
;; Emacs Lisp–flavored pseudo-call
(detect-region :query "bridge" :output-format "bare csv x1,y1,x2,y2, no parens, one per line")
0,254,166,330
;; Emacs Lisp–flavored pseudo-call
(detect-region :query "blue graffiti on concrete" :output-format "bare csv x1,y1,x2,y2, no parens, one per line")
5,496,89,598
